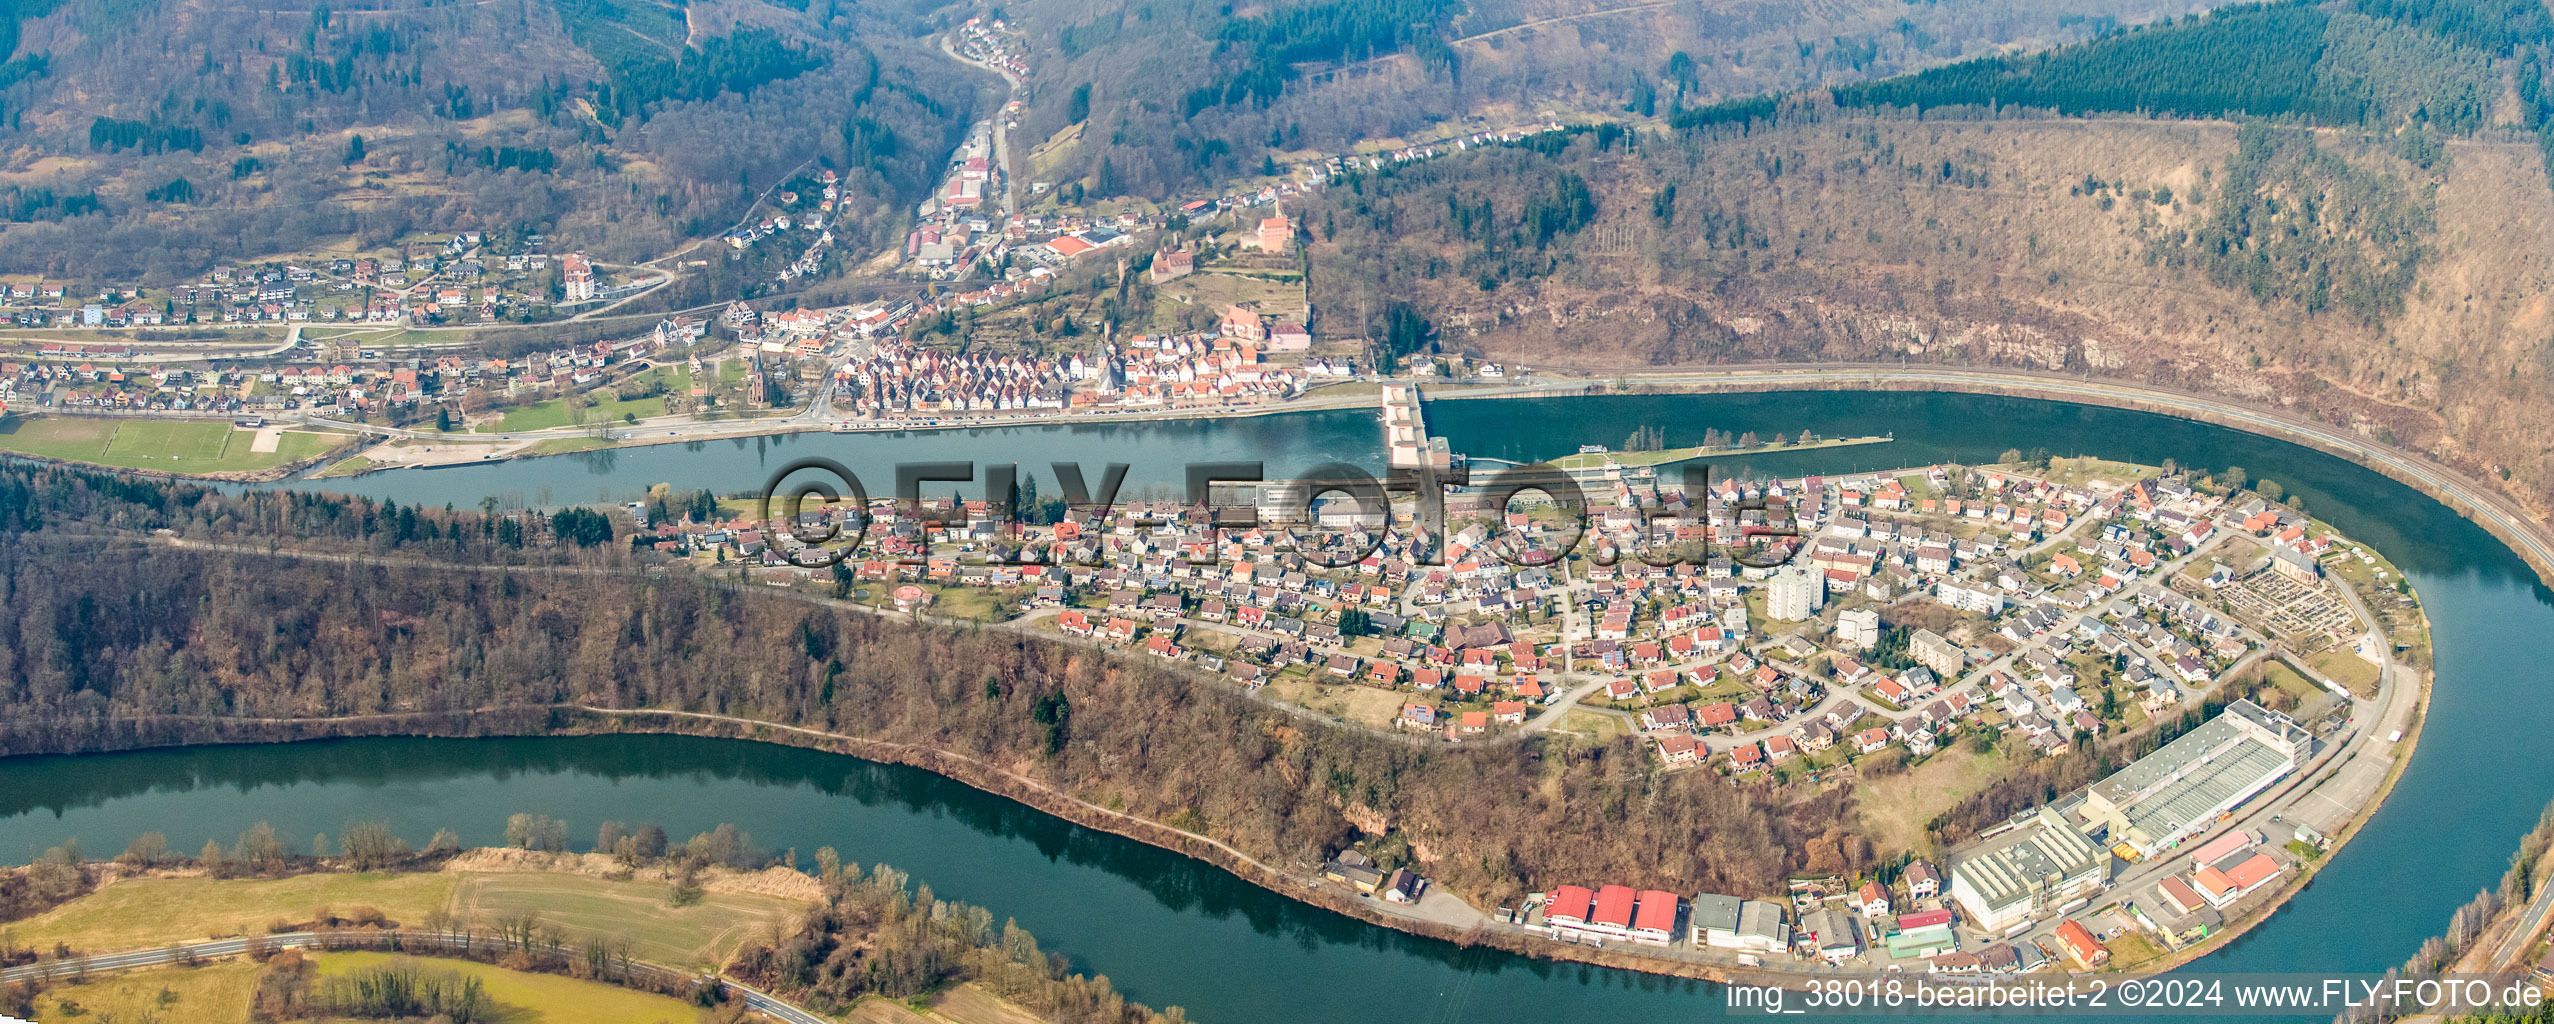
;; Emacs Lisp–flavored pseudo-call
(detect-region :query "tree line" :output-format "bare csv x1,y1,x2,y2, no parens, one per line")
733,860,1185,1024
0,460,1813,910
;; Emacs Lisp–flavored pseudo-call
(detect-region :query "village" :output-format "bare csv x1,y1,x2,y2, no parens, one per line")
606,383,2420,984
0,15,1601,462
0,231,646,332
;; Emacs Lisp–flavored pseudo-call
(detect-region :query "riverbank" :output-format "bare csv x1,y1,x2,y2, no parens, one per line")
12,365,2550,591
0,381,2523,1010
0,663,2430,992
275,364,2554,595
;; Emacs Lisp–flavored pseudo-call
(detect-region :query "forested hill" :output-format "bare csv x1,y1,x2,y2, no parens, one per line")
1811,0,2538,162
0,0,985,280
1012,0,2219,202
0,455,2290,922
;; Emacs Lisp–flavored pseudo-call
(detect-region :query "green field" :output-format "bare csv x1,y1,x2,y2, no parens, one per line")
2307,648,2382,696
0,416,348,473
450,872,803,969
483,366,692,432
313,455,376,477
2,872,459,953
2261,659,2328,703
318,951,699,1024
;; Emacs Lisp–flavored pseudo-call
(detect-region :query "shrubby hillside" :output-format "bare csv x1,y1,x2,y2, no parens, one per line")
1297,0,2554,516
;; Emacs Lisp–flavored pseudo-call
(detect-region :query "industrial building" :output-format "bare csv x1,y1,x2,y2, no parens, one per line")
1948,805,2111,933
1690,893,1789,953
2079,700,2311,858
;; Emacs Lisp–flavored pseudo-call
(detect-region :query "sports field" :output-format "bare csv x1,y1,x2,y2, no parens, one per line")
0,416,348,472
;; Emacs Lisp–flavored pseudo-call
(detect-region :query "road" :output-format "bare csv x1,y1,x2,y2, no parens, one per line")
1,323,304,364
940,31,1025,220
0,930,829,1023
2489,872,2554,972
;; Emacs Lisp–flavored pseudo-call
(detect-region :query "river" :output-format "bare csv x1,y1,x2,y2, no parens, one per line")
8,390,2550,1021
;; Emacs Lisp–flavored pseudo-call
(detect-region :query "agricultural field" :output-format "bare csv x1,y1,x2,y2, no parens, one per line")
450,871,804,969
2261,659,2329,705
1,872,458,953
0,416,348,473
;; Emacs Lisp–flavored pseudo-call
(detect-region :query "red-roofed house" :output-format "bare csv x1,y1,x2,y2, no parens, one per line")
1856,880,1891,917
2056,919,2109,967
